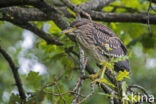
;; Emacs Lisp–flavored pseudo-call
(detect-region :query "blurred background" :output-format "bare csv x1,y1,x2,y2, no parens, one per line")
0,0,156,103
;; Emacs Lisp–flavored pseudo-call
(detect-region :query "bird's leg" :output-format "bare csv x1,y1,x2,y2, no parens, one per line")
100,64,107,79
90,61,112,87
89,69,102,80
89,61,107,80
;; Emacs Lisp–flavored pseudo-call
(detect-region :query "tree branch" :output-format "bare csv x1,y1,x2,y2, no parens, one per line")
6,18,63,45
71,47,86,104
0,7,50,21
110,5,140,13
1,6,156,25
128,85,156,103
65,47,116,100
33,0,69,29
0,46,26,102
80,0,115,10
0,1,155,104
87,10,156,24
0,0,38,8
0,0,69,29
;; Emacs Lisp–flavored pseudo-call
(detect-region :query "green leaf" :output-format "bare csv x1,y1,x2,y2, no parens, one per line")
116,70,130,81
100,61,114,69
26,71,42,89
9,93,20,103
48,21,61,35
113,55,129,63
27,91,45,103
105,62,114,69
70,0,88,4
121,0,141,9
67,8,76,16
33,21,45,29
103,6,114,12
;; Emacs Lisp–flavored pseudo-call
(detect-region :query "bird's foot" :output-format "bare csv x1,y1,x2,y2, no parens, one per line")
90,61,115,87
92,77,115,88
89,61,107,80
91,78,104,88
100,64,107,79
89,70,102,81
90,61,109,81
91,64,106,87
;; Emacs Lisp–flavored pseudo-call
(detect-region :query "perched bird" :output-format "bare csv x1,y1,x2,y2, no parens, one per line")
61,19,130,73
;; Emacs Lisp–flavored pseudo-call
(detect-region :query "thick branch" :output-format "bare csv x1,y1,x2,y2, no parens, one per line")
1,0,156,25
0,0,69,29
0,1,154,104
33,0,69,29
80,0,115,10
0,46,26,101
61,0,115,11
6,19,63,45
0,7,74,21
0,7,50,21
1,7,156,25
0,0,38,8
87,10,156,24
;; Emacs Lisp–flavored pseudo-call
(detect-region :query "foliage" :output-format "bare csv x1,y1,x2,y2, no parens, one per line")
0,0,156,104
116,70,130,81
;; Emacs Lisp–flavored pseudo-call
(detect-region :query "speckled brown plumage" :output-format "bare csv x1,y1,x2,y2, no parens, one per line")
70,19,130,72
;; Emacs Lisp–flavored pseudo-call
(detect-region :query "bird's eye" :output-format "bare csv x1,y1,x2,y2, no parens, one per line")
74,25,79,28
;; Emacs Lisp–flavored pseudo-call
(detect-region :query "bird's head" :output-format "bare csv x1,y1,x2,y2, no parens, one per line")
60,19,91,35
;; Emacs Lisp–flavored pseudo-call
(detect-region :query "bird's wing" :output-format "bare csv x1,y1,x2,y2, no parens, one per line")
93,23,127,57
92,23,130,72
93,22,117,37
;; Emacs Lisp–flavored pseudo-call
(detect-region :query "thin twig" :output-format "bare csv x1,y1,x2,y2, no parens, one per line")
128,85,156,103
68,50,115,98
79,47,86,77
71,47,86,104
72,78,81,92
43,90,85,98
8,19,63,45
61,0,92,20
41,82,85,99
41,82,56,90
78,83,95,104
55,84,66,104
128,85,149,98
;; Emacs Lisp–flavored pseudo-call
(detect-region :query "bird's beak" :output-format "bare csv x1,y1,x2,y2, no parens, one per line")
60,27,77,34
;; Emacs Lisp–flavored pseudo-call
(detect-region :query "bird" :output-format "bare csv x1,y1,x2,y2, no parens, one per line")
61,19,130,76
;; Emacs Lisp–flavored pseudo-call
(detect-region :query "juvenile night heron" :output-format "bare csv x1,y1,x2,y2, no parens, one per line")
61,19,130,77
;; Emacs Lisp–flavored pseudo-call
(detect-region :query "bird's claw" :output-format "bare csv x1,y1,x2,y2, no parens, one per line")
89,72,100,81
